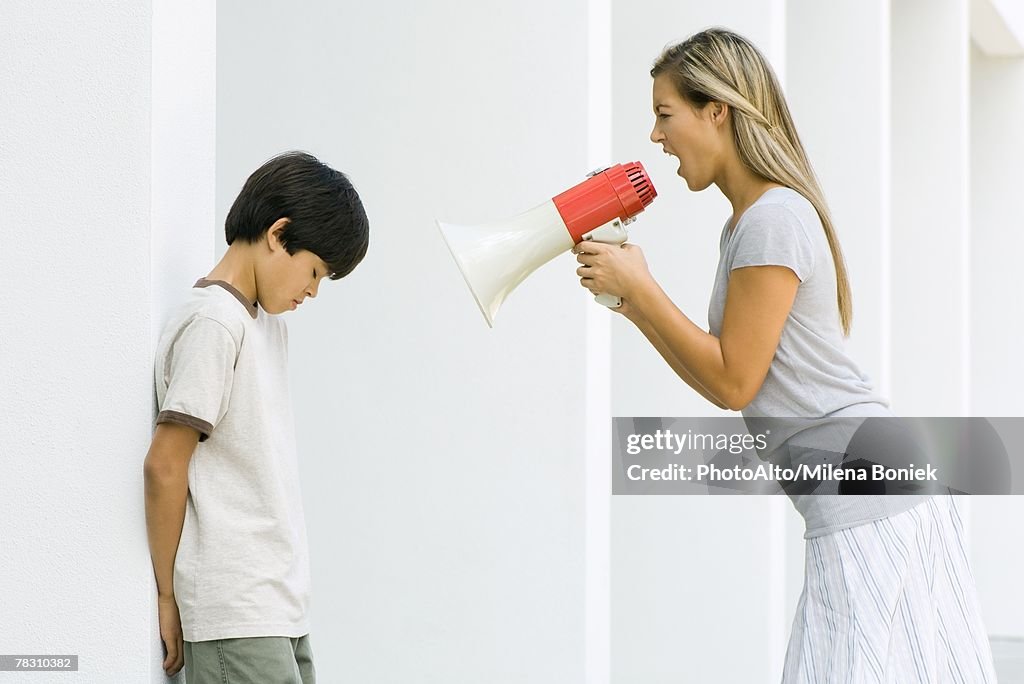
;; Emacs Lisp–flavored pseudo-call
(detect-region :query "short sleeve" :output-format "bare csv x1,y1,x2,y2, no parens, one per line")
156,316,238,442
729,203,815,282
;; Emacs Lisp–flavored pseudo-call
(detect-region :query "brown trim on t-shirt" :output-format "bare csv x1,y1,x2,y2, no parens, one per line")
156,409,215,442
194,278,258,319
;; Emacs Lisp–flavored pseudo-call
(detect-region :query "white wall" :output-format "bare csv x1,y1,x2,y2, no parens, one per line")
969,33,1024,644
609,4,790,682
970,40,1024,419
151,0,217,681
0,2,155,682
152,0,217,347
0,0,215,680
891,0,972,417
216,1,589,681
783,0,893,671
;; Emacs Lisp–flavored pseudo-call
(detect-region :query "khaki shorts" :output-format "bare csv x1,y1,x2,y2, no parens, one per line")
183,634,315,684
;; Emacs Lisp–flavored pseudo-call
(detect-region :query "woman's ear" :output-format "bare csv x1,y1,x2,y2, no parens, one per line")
710,102,730,127
266,217,291,253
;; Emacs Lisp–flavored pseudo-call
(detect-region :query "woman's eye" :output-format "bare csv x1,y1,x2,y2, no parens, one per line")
657,113,670,119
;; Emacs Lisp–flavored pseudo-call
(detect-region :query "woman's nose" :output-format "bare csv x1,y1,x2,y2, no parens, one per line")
650,125,662,144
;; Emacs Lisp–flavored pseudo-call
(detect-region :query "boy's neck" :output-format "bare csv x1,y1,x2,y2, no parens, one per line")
206,244,258,307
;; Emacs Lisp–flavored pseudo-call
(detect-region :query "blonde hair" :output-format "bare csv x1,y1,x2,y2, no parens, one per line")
652,27,853,336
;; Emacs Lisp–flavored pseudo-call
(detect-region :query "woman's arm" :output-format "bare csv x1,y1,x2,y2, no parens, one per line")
630,265,799,411
575,241,800,411
626,308,729,409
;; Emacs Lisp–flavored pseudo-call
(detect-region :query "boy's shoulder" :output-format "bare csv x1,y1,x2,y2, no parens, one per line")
158,281,252,354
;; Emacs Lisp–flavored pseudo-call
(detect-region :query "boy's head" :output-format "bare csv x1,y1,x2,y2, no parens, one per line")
225,151,369,314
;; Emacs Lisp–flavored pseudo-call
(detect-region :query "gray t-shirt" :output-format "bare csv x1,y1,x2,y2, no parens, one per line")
154,279,311,641
708,187,930,537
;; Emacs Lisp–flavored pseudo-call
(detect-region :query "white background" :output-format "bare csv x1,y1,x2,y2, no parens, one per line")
1,0,1023,682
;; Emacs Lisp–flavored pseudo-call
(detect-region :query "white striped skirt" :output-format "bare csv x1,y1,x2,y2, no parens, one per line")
781,495,998,683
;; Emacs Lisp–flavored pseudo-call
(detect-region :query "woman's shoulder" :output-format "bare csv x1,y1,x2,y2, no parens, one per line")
736,186,823,246
748,186,816,221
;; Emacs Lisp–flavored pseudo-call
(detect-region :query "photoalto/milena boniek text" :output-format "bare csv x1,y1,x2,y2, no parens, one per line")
612,416,1020,495
625,461,938,483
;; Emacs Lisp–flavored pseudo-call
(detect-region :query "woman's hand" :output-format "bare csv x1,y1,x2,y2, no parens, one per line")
604,296,645,324
573,241,652,304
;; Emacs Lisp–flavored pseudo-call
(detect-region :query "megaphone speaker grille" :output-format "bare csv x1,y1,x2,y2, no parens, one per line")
553,161,658,243
624,162,657,208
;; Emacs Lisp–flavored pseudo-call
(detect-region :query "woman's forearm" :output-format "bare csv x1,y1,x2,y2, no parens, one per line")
629,312,729,410
630,278,737,409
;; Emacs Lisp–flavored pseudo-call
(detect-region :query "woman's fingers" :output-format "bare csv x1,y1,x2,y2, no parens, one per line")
574,241,613,264
575,242,618,293
572,241,613,256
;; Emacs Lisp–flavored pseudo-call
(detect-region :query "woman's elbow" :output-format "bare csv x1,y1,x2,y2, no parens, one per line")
723,396,748,412
722,382,759,412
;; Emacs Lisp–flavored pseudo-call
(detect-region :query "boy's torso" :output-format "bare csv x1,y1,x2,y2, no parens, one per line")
154,279,311,642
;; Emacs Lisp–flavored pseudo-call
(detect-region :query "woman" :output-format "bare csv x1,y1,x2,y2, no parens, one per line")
574,27,997,682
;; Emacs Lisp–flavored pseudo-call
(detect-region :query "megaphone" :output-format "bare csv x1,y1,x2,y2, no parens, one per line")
437,162,658,327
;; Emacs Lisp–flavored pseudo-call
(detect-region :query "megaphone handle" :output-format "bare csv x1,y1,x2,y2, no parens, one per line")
581,218,629,310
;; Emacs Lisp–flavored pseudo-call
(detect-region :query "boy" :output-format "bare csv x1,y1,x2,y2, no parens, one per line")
144,151,369,682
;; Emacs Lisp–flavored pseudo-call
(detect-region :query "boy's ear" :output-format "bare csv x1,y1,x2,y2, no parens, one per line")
266,217,291,252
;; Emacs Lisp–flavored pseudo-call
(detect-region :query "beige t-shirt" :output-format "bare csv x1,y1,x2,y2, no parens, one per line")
154,278,311,642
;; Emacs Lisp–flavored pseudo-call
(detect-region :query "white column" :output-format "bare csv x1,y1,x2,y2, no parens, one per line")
889,0,971,416
609,3,791,681
0,2,206,682
152,0,217,345
969,2,1024,416
784,4,892,680
585,0,612,681
150,0,217,681
786,0,892,404
968,0,1024,651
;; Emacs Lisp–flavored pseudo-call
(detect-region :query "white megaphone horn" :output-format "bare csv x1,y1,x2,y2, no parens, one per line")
437,162,658,327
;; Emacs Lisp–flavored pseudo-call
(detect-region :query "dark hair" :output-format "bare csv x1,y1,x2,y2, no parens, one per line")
225,151,369,280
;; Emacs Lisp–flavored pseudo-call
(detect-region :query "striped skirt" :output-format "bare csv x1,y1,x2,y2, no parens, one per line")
781,495,998,683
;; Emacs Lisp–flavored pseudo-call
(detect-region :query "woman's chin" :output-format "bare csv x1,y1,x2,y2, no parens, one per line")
682,173,711,192
677,164,695,185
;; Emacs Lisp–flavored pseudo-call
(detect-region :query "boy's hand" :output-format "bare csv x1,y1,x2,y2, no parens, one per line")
158,594,184,676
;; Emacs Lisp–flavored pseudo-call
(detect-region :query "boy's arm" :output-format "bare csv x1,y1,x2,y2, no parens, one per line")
143,422,200,598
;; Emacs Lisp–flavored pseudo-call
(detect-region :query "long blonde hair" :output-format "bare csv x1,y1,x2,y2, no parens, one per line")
652,27,853,336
